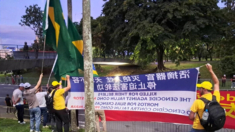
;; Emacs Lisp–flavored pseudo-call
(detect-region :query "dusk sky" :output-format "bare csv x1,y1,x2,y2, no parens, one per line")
0,0,106,45
0,0,225,45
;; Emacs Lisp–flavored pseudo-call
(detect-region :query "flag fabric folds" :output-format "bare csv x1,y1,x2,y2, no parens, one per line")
43,0,98,81
43,0,83,81
68,17,98,77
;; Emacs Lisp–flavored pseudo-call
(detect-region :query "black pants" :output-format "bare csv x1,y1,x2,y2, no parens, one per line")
222,81,226,87
15,105,24,122
25,51,29,59
55,109,69,132
35,51,38,59
6,105,12,113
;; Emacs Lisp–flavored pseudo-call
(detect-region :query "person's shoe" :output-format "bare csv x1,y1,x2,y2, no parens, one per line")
30,129,34,132
43,125,49,128
20,122,26,124
18,121,20,123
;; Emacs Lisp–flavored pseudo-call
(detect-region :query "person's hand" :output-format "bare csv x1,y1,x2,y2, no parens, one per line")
40,73,43,78
59,80,62,89
206,63,213,72
66,75,70,79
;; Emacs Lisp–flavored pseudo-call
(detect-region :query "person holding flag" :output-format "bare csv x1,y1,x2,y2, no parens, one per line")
51,75,71,132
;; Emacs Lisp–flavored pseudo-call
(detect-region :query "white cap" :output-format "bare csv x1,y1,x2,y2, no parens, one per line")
19,83,24,87
24,82,31,88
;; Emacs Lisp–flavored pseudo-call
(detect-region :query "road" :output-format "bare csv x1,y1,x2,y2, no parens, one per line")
0,84,18,106
0,84,234,132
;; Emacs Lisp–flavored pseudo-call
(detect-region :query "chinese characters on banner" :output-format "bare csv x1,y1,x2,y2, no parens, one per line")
67,68,199,116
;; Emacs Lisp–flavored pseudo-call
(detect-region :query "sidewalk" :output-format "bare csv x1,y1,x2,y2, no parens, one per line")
0,105,30,122
0,105,16,119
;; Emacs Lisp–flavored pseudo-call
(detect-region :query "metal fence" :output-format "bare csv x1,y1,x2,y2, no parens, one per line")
0,105,234,132
0,77,55,86
12,51,57,60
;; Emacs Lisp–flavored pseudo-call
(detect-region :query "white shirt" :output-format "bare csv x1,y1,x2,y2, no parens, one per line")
13,89,23,106
36,92,47,107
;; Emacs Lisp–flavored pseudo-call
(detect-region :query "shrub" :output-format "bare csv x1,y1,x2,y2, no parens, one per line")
219,55,235,77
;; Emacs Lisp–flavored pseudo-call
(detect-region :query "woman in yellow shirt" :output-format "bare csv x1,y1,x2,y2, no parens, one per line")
51,75,71,132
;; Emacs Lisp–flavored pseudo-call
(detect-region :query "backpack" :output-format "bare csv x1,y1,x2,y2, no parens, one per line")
197,95,226,132
46,90,57,114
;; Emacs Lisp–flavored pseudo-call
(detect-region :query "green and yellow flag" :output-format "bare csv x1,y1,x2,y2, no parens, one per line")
43,0,83,81
67,17,98,77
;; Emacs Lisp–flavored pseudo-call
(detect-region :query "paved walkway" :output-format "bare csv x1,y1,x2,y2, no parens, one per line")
0,105,16,119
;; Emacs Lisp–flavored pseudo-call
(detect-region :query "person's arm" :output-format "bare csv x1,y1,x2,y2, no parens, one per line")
206,64,219,91
10,98,12,106
13,96,20,104
59,81,62,89
189,100,198,121
11,96,15,105
64,75,71,93
35,73,43,89
189,111,195,121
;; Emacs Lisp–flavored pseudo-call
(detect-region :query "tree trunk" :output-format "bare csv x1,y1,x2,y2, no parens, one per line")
156,46,166,71
122,51,125,59
83,0,96,132
68,0,77,131
166,49,169,62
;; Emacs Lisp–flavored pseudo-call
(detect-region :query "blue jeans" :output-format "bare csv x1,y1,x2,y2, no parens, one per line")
30,107,41,131
190,128,207,132
40,107,48,126
232,82,235,88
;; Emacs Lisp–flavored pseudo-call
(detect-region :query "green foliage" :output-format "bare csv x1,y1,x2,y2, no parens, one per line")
98,0,224,70
19,4,43,40
19,4,53,51
219,55,235,77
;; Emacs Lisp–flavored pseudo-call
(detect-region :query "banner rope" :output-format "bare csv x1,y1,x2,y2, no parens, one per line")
198,63,210,68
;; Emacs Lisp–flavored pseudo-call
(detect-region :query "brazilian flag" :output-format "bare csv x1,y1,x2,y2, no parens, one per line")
42,0,84,81
68,17,99,77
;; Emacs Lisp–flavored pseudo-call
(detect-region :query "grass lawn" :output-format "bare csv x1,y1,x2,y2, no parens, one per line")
0,118,85,132
0,118,51,132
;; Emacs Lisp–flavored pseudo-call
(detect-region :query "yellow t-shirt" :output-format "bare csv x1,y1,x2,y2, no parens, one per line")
52,89,66,110
190,91,220,130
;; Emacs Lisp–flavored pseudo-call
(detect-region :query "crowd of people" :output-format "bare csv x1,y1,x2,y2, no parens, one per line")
6,74,107,132
4,74,24,85
3,64,226,132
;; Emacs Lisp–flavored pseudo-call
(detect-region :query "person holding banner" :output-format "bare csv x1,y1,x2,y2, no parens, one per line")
189,64,221,132
51,75,70,132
